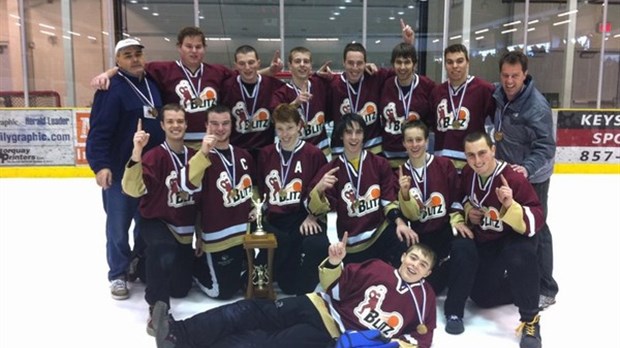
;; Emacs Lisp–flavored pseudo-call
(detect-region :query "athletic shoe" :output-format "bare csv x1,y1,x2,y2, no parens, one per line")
127,256,140,282
153,301,177,348
110,279,129,300
516,314,542,348
146,306,154,336
445,315,465,335
538,295,556,310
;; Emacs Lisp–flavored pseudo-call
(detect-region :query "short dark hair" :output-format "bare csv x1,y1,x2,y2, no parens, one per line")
177,27,205,46
343,42,367,62
401,120,429,140
444,43,469,61
160,103,185,122
234,45,259,62
464,131,493,148
499,50,528,73
391,43,418,65
405,243,437,269
205,104,232,123
272,103,301,125
288,46,312,63
332,113,366,144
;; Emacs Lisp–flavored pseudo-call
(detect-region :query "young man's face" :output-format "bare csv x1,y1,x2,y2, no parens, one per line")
235,51,261,84
444,51,469,85
116,46,145,77
393,56,415,82
398,248,433,283
177,35,205,69
402,126,427,161
500,62,527,101
465,138,497,177
289,51,312,81
160,109,187,142
206,111,232,144
275,120,301,150
343,51,366,83
341,121,364,155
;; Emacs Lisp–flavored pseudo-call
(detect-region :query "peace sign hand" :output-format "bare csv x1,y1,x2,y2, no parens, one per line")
495,174,514,208
316,60,333,79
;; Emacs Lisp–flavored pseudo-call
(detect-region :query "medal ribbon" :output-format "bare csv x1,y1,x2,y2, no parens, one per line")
448,75,473,126
237,74,261,118
161,142,189,174
342,74,364,114
406,280,427,329
290,80,311,122
213,145,236,190
470,162,502,208
407,154,429,202
396,74,419,119
118,71,156,109
277,140,301,187
176,60,203,99
341,150,365,201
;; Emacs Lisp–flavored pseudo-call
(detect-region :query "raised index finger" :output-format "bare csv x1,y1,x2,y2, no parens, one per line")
400,18,406,30
327,166,340,175
500,174,509,187
341,231,348,245
136,118,142,132
272,49,280,62
399,165,403,179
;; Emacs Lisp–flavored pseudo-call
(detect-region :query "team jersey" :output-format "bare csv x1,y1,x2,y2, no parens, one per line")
122,144,202,244
257,140,327,219
460,161,543,243
379,74,436,167
199,145,255,252
308,151,398,253
398,155,461,235
321,259,436,348
271,75,331,155
221,75,285,150
430,76,495,161
328,70,393,155
146,61,233,142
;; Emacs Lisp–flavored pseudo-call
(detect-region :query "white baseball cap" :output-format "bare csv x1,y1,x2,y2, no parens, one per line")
114,38,144,54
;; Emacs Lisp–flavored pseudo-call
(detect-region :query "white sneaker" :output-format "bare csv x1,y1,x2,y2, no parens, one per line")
110,279,129,300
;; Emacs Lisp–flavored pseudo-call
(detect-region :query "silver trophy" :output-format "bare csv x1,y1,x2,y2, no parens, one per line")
250,193,267,236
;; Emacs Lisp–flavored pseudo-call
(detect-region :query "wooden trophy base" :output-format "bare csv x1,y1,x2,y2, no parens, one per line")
243,233,278,300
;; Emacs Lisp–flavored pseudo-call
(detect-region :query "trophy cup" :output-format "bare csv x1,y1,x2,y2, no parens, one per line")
243,194,278,300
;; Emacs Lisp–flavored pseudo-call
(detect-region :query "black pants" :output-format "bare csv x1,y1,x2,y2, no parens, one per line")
417,223,455,294
532,179,559,298
446,233,540,321
262,211,330,295
142,218,193,306
193,245,245,300
172,296,333,348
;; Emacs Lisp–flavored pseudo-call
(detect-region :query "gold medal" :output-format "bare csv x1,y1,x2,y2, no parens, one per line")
279,189,287,199
494,131,504,141
148,107,158,118
451,119,461,129
417,324,428,335
193,97,203,105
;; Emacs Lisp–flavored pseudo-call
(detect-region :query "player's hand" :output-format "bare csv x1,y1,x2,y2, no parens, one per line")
90,72,110,90
133,118,150,149
316,60,333,79
453,222,474,239
468,207,485,225
95,168,112,190
294,81,312,105
300,214,323,235
495,174,514,208
401,18,415,45
194,238,204,257
510,164,528,178
317,167,339,194
328,231,348,265
398,165,412,199
269,49,283,74
395,219,419,246
365,63,378,75
201,134,216,156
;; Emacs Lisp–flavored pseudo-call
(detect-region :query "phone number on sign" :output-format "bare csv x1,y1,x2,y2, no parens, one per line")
556,147,620,163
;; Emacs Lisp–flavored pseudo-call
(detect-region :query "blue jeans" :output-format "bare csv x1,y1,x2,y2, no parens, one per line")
101,181,141,281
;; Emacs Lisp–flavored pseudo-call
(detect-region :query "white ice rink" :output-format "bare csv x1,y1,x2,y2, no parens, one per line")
1,174,619,347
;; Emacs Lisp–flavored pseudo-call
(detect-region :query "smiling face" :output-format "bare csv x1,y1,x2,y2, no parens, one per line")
289,51,312,81
342,121,364,158
344,51,366,83
206,111,232,148
177,35,205,71
275,120,302,151
161,109,187,143
444,51,469,86
398,247,433,283
500,62,527,101
465,137,497,177
235,51,261,84
402,126,428,162
393,56,415,84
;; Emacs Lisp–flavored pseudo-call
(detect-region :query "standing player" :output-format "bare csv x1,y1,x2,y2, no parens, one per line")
380,43,436,169
256,103,328,295
430,44,495,170
308,113,416,265
121,104,215,334
271,46,331,157
86,38,165,300
449,132,544,348
221,45,285,159
191,104,257,299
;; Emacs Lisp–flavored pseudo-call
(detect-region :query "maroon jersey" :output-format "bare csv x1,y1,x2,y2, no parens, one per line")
146,61,233,142
430,76,495,161
221,75,285,150
139,145,201,244
328,70,393,155
398,155,460,234
199,145,255,252
309,151,398,249
380,74,436,164
257,141,327,219
323,259,436,348
461,161,543,243
271,76,331,154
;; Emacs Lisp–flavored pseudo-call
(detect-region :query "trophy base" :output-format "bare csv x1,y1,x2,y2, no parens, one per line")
243,233,278,300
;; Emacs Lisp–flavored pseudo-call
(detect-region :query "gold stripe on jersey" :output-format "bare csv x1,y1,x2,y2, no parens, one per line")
201,234,244,253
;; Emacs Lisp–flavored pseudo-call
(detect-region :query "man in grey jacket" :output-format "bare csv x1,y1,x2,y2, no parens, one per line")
491,50,558,311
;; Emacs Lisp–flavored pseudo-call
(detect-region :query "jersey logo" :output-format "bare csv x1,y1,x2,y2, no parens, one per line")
216,172,252,207
354,285,403,338
300,111,325,139
232,102,270,133
382,102,420,135
342,183,381,217
479,206,503,232
265,169,302,206
339,100,379,126
419,192,447,222
175,82,217,112
165,171,196,208
436,98,471,132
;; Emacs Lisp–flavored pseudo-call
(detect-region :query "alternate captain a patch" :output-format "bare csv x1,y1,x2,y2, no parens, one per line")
353,285,404,337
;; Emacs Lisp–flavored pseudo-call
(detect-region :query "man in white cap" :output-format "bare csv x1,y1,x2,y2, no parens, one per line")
86,38,165,300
